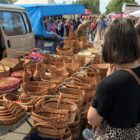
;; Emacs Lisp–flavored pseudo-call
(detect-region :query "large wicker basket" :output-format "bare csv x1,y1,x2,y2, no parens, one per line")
42,98,77,124
32,100,69,136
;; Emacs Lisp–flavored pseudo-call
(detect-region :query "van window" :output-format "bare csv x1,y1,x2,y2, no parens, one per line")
0,11,26,36
22,12,32,33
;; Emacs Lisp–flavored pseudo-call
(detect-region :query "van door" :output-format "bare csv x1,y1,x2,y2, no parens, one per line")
0,10,35,58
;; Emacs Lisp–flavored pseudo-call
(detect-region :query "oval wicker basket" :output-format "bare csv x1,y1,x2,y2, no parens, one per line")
21,83,48,96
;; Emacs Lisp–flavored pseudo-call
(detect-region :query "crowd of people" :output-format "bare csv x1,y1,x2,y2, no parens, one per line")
44,15,109,42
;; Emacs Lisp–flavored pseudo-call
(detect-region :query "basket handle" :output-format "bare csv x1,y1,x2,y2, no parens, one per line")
3,49,28,59
57,94,62,110
0,62,7,72
53,83,65,94
56,41,64,50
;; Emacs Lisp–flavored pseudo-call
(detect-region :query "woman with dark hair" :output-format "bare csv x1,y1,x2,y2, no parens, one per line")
87,18,140,139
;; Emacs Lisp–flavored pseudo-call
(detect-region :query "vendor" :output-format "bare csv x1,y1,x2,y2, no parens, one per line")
76,20,91,38
0,28,6,60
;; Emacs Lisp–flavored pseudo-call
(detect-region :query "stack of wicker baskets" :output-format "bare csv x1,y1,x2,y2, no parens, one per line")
32,96,77,139
0,100,26,125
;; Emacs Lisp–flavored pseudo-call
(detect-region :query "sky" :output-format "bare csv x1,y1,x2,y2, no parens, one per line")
55,0,140,13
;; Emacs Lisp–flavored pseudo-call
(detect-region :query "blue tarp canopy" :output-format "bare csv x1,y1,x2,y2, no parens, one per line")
15,4,85,37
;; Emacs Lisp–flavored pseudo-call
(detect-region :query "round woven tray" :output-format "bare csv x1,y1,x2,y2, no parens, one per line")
0,77,21,93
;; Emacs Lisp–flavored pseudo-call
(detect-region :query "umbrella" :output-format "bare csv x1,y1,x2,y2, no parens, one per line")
130,10,140,17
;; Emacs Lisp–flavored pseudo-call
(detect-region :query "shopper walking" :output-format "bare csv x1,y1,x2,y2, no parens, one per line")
87,18,140,139
97,15,107,40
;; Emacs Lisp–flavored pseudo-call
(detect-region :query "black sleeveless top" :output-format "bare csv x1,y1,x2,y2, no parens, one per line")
92,66,140,128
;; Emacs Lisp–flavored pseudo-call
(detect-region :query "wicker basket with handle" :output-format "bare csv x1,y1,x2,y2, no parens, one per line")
54,84,84,111
42,96,77,124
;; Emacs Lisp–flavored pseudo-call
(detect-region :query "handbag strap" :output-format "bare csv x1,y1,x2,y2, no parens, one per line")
123,68,140,86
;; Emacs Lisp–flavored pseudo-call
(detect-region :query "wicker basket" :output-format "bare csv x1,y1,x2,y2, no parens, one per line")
42,98,77,124
21,83,48,96
32,108,69,136
56,86,84,111
0,100,26,125
65,77,92,91
91,64,108,79
3,93,41,111
56,41,74,56
0,62,10,77
41,75,63,85
29,81,57,95
51,70,69,80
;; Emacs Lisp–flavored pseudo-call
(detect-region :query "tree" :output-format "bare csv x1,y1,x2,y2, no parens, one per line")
106,0,137,14
0,0,17,4
75,0,100,14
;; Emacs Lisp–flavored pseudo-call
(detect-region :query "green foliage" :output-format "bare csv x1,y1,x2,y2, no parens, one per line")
0,0,17,4
75,0,100,14
106,0,137,14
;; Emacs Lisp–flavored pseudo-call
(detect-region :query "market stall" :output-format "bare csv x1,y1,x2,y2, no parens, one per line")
0,39,107,139
15,4,85,53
